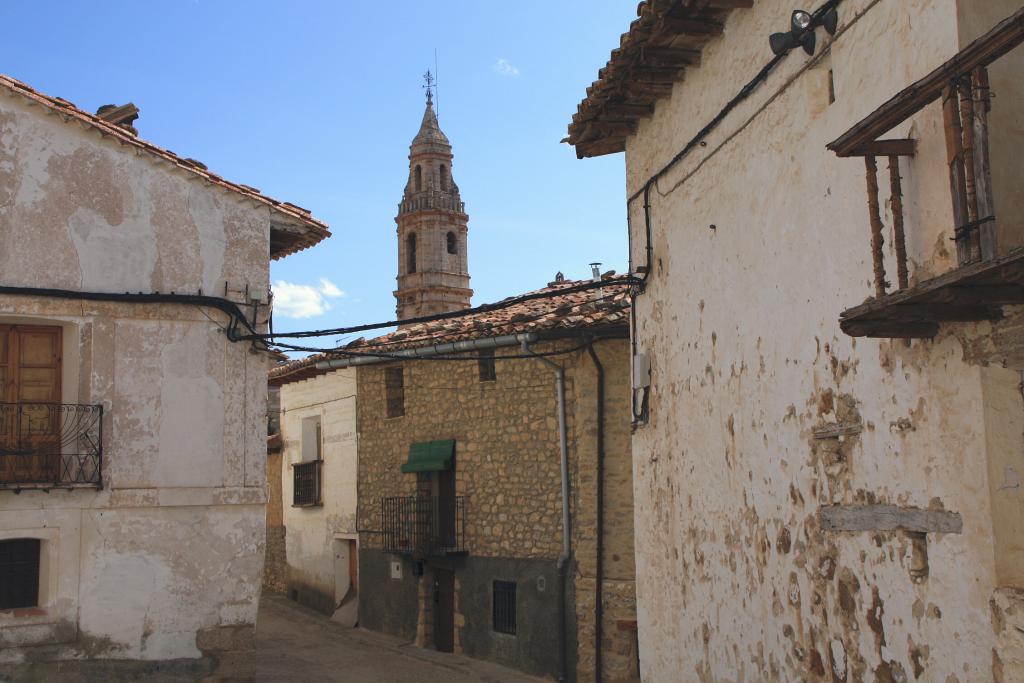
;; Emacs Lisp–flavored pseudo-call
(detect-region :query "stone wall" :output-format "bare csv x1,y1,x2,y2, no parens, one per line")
263,449,287,594
619,1,1024,680
356,335,636,681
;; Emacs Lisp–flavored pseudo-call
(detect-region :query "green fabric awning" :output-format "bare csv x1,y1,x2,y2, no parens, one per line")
400,439,455,473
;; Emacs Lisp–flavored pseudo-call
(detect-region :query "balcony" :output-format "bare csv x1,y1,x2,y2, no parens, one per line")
828,8,1024,338
0,403,103,490
380,495,466,557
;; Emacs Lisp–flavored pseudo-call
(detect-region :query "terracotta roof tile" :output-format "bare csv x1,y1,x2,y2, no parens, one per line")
565,0,751,158
269,275,632,386
0,74,330,259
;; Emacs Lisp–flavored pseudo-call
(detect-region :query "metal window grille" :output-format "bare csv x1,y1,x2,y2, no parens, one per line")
477,350,496,382
293,460,322,507
0,403,103,489
492,580,517,635
385,367,405,418
0,538,40,610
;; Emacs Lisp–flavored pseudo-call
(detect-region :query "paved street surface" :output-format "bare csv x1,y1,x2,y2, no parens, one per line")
212,594,545,682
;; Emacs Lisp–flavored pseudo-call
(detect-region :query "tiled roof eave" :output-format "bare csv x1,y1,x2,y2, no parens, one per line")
565,0,753,158
268,278,633,386
0,74,330,254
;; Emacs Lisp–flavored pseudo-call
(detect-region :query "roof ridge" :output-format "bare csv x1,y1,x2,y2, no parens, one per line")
0,73,330,257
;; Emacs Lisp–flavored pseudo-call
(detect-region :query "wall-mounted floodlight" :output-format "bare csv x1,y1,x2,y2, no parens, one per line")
769,8,839,57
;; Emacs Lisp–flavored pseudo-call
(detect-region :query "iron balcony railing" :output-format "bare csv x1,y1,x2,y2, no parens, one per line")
381,495,466,557
0,403,103,489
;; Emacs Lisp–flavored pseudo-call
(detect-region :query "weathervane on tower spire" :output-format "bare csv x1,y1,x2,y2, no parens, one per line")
422,69,435,105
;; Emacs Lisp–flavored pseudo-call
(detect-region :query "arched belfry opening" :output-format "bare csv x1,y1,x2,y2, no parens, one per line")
407,233,417,274
394,70,472,323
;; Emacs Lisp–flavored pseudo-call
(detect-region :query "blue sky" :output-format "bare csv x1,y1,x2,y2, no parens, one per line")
4,1,634,345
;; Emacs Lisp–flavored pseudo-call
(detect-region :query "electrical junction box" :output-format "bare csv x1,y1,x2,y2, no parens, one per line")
633,353,651,390
249,286,268,303
390,560,402,580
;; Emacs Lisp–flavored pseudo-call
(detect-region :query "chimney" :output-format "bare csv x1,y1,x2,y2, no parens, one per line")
589,262,604,301
96,103,139,135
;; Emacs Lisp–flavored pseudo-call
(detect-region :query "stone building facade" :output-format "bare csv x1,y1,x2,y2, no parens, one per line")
568,2,1024,681
271,276,639,682
0,74,327,674
394,91,472,321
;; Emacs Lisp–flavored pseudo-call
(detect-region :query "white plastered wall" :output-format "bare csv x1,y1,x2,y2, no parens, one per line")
0,88,273,660
280,368,358,612
621,0,1020,680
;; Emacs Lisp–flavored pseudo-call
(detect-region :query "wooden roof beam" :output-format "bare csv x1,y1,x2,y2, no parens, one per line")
637,46,702,67
707,0,754,8
654,16,725,37
829,7,1024,156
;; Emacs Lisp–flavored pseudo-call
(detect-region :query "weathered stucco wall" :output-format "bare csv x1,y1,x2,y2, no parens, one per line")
279,369,358,614
622,1,1023,681
356,336,637,681
0,91,272,665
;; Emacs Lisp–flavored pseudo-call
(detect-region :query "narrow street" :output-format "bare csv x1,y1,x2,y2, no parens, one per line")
212,594,545,682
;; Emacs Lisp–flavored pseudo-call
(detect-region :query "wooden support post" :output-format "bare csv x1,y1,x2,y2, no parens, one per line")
972,67,998,261
942,84,971,265
865,155,887,298
888,156,909,290
958,80,982,262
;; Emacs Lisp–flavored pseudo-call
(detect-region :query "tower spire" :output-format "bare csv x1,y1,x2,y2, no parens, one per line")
422,69,435,106
393,80,472,323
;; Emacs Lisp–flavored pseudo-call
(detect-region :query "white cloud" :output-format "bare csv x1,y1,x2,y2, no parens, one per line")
318,278,344,298
273,278,345,319
494,58,520,77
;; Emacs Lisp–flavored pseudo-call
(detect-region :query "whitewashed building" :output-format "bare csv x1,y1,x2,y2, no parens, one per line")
568,2,1024,681
0,74,328,675
267,365,359,625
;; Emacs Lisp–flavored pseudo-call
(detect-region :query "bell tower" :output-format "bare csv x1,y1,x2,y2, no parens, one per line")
394,71,472,323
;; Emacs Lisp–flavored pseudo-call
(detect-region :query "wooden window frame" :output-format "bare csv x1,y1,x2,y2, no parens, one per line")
385,366,405,418
477,349,496,383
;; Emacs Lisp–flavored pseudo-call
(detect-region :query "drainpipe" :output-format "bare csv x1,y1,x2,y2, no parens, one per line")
585,339,605,683
521,338,571,683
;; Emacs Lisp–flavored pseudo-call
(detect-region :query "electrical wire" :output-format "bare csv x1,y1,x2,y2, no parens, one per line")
0,283,629,365
624,0,844,287
240,277,638,342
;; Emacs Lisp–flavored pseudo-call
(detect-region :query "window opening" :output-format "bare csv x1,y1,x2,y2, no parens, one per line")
407,233,417,274
414,165,422,191
478,349,496,382
446,231,457,256
301,415,322,462
439,164,448,191
385,367,405,418
492,580,517,634
293,460,322,506
0,538,41,610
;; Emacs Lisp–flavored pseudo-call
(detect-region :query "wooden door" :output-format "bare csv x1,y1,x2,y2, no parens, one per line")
434,469,456,549
0,325,62,483
433,567,455,653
